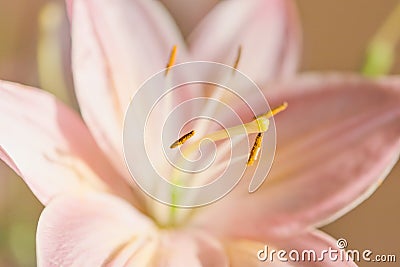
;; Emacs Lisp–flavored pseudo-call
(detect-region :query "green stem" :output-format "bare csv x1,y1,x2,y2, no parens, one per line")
362,3,400,76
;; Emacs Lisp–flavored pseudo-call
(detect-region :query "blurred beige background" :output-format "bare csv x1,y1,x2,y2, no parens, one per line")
297,1,400,266
0,0,399,266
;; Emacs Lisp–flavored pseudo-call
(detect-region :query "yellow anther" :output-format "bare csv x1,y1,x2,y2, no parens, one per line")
247,133,263,166
170,130,195,149
233,46,242,70
165,45,177,75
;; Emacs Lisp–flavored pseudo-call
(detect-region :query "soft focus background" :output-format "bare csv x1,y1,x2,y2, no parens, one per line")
0,0,399,266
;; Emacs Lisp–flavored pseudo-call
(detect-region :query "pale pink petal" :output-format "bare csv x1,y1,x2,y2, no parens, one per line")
65,0,73,19
153,230,228,267
188,0,300,86
193,74,400,240
226,231,357,266
274,230,357,266
70,0,187,174
111,239,158,267
226,240,292,266
0,81,134,205
37,192,156,266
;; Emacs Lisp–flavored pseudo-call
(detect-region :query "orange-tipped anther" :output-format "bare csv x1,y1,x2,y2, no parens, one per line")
233,45,242,70
170,130,195,149
247,133,263,166
165,45,177,75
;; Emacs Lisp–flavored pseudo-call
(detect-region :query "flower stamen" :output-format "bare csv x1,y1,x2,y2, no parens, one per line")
202,102,288,143
170,130,195,149
246,102,288,166
179,102,288,159
247,132,263,166
165,45,177,75
233,45,242,70
258,101,288,119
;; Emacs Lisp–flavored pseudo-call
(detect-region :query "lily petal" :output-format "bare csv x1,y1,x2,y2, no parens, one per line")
226,230,357,266
70,0,186,174
37,192,156,266
154,230,229,267
226,240,291,266
65,0,73,19
193,74,400,240
0,81,133,205
274,230,357,266
188,0,300,85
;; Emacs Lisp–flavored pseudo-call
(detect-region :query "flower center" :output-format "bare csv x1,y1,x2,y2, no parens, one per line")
149,46,287,227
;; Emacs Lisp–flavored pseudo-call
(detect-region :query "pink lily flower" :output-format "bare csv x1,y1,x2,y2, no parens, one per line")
1,0,400,266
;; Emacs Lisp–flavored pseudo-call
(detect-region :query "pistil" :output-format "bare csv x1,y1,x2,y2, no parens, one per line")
173,102,287,159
